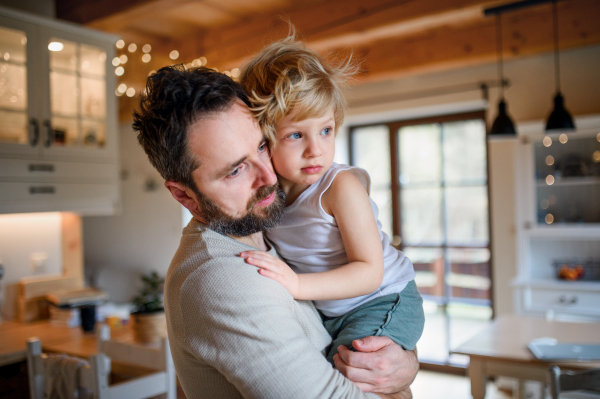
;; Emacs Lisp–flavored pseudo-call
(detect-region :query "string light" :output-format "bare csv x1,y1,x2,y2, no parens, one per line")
192,59,201,67
231,68,240,78
545,214,554,224
112,57,120,66
546,175,555,185
223,70,231,77
169,50,179,60
126,87,136,97
540,199,549,209
117,83,127,94
128,43,137,53
546,155,554,166
597,132,600,142
199,57,207,66
142,54,151,63
142,44,151,53
119,54,128,64
116,40,125,49
559,133,568,144
543,136,552,147
148,70,156,76
115,66,124,76
593,151,600,163
115,88,123,96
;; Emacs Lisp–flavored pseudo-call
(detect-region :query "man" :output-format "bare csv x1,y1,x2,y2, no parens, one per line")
133,65,418,398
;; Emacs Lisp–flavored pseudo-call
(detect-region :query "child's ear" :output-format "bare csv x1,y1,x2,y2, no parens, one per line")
164,181,198,212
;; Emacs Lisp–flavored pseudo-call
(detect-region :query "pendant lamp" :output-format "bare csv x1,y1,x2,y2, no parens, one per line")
545,0,575,132
489,13,516,138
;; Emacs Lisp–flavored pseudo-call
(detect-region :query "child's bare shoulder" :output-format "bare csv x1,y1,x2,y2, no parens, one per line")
321,170,368,215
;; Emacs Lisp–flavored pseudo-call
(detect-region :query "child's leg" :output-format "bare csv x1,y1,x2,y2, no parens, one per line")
323,281,425,364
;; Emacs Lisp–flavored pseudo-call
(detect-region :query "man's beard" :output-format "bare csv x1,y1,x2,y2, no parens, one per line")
193,183,285,237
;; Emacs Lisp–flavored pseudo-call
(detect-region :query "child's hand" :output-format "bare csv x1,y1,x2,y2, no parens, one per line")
240,251,300,298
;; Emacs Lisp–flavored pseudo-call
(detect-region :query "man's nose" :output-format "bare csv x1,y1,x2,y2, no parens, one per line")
253,157,277,188
304,137,322,158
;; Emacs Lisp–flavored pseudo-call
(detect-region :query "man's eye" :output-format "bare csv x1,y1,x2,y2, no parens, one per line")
258,141,267,152
321,127,332,136
229,167,241,177
288,132,301,140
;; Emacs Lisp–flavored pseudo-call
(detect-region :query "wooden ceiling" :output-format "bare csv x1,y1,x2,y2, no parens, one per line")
56,0,600,121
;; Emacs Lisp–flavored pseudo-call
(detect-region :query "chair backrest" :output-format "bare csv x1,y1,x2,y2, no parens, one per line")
96,324,176,399
26,326,176,399
548,365,600,399
26,337,106,399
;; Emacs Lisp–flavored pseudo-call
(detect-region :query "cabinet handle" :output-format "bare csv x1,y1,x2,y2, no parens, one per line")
569,296,578,304
558,295,566,304
29,118,39,147
28,164,55,172
43,120,54,147
29,186,55,194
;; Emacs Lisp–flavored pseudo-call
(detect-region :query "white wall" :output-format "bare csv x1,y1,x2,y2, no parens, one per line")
0,212,63,319
343,45,600,317
82,124,183,303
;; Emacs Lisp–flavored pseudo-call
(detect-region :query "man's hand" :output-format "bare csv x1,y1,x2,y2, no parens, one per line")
333,336,418,394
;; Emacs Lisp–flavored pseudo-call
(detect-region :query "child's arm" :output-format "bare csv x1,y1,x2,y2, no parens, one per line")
241,171,384,301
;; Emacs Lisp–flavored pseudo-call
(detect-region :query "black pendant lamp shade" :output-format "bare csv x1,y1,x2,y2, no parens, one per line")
545,0,575,132
491,100,516,135
546,92,575,131
488,13,517,138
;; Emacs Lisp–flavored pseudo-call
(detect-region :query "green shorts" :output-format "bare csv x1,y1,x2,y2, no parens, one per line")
320,280,425,364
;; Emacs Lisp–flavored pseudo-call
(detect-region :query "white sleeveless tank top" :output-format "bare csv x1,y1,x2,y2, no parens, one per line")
266,163,416,317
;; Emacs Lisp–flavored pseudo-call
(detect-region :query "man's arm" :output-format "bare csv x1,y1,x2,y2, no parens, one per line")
333,336,419,395
179,259,380,399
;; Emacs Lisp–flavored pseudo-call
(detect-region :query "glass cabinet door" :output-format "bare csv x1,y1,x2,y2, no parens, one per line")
46,36,107,149
534,134,600,225
0,21,35,149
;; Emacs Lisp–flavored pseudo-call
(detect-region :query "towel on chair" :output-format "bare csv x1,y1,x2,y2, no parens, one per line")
44,354,93,399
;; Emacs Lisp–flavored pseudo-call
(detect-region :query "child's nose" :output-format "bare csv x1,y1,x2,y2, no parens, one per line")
304,138,322,158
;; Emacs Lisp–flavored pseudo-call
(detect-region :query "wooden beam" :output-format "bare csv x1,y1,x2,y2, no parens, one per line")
351,0,600,82
56,0,156,25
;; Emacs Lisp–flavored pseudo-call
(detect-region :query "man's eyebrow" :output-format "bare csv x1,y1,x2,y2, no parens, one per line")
216,155,247,178
215,137,267,178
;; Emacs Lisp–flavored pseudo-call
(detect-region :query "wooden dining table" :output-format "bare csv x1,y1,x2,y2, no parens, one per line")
452,315,600,399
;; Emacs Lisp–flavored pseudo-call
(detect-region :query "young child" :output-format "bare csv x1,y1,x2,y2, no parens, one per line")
238,37,424,364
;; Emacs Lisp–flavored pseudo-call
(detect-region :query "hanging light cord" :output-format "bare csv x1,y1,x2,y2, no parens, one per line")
552,0,561,93
496,14,505,100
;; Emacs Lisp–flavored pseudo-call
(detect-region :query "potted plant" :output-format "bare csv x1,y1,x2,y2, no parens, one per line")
130,271,167,343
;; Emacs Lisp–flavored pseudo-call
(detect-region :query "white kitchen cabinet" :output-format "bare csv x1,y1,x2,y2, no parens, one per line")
513,115,600,320
0,6,120,215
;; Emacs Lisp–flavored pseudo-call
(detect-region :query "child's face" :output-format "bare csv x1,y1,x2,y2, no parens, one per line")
271,108,336,187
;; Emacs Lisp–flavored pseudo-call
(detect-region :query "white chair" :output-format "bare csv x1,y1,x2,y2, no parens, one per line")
26,325,176,399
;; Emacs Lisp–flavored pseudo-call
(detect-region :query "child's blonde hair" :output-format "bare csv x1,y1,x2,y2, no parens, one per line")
239,35,356,146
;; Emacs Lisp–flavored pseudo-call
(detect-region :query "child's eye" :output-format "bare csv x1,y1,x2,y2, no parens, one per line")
321,127,332,136
287,132,301,140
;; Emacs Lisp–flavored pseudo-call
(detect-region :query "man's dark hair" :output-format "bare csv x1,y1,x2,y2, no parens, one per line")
133,65,250,191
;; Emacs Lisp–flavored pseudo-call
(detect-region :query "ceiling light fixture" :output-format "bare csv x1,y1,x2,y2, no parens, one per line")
48,42,64,52
489,13,516,139
545,0,575,132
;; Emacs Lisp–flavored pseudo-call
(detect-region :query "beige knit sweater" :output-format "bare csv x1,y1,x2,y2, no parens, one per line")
165,219,379,398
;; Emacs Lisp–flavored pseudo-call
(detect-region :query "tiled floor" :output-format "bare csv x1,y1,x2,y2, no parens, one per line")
411,371,512,399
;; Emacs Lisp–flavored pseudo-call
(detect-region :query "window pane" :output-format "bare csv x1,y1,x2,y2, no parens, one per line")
50,72,78,116
399,124,441,187
81,77,105,118
447,248,491,301
443,119,487,185
0,63,26,110
80,44,106,77
52,117,79,145
404,247,444,298
401,187,443,245
0,110,27,144
351,125,392,235
445,186,489,246
417,300,449,363
49,38,77,71
0,26,27,64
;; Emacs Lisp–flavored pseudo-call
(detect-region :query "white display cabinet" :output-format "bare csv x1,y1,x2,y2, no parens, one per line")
0,6,120,215
513,115,600,320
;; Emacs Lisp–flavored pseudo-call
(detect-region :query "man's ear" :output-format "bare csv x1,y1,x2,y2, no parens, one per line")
164,181,198,212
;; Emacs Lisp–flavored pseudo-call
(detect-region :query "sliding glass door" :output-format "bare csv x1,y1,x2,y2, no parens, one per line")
349,112,492,367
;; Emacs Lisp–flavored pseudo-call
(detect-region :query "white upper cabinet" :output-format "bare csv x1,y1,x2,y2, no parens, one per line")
0,7,120,215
